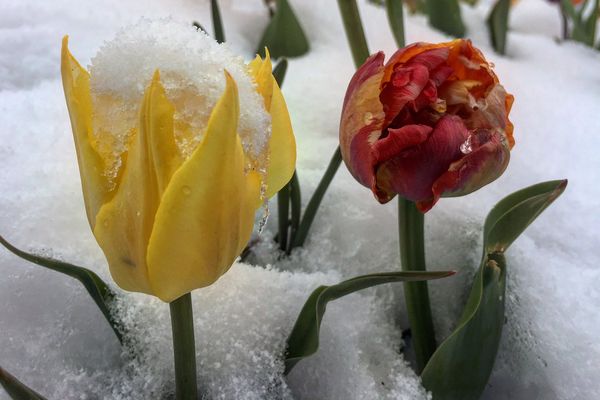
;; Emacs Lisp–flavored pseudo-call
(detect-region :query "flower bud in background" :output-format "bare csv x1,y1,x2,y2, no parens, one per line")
61,19,295,302
339,39,514,212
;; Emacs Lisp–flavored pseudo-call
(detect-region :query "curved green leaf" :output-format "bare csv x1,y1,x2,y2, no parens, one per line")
487,0,510,55
0,234,123,343
0,366,47,400
426,0,466,37
421,180,567,400
284,270,455,374
484,180,567,253
257,0,309,59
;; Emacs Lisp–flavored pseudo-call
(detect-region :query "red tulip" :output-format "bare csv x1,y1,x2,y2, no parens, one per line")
339,39,514,212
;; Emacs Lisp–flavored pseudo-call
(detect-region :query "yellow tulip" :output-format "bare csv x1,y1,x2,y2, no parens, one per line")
61,36,296,302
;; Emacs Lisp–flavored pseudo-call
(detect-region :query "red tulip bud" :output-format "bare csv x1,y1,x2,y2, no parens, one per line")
339,39,514,212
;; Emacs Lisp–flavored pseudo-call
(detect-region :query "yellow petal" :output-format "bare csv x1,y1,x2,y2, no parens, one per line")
145,71,184,194
264,77,296,198
92,71,180,295
248,49,274,110
146,71,260,302
61,36,109,229
248,51,296,199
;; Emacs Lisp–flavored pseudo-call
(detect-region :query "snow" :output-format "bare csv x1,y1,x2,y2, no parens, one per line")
88,18,271,184
1,0,599,399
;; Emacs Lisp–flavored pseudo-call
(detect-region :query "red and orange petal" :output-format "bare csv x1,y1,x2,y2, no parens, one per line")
339,52,386,190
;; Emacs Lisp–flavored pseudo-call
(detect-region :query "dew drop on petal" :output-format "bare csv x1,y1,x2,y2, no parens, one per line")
460,135,473,154
181,186,192,196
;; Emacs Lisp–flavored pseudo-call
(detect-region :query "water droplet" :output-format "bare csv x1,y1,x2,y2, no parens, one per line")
182,186,192,196
460,136,473,154
102,219,109,228
257,199,270,234
363,112,374,125
136,211,141,217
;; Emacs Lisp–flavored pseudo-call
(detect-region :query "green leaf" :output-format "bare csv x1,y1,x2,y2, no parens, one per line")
287,171,302,255
484,180,568,253
562,0,599,46
386,0,406,48
284,270,455,374
210,0,225,43
426,0,466,37
487,0,511,55
272,58,288,87
421,180,567,400
0,234,123,343
582,0,599,46
257,0,309,59
0,366,47,400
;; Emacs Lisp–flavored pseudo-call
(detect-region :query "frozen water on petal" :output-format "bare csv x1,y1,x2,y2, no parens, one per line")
89,18,271,187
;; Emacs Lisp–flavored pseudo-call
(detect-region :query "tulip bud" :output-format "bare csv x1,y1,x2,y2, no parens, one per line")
61,19,296,302
339,39,514,212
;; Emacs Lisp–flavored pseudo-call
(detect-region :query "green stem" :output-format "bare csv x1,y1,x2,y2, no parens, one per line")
398,197,436,373
277,184,291,252
385,0,406,48
210,0,225,43
289,0,370,251
291,147,342,249
170,293,198,400
337,0,371,67
287,171,302,254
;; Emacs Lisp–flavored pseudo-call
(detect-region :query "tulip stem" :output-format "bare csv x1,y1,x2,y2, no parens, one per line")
398,197,436,373
385,0,406,48
170,293,198,400
277,183,291,252
288,0,370,251
288,171,302,253
337,0,371,67
210,0,225,43
291,147,342,249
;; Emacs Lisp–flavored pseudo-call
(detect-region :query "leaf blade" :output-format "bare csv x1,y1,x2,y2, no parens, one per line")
284,270,455,374
0,366,48,400
0,234,123,343
426,0,466,37
487,0,511,55
484,180,567,253
257,0,310,59
421,180,567,400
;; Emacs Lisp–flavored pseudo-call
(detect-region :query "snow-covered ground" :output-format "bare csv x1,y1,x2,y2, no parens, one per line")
1,0,599,399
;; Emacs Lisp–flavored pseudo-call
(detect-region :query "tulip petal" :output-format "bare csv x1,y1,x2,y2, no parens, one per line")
264,75,296,198
146,72,260,302
339,52,386,190
375,115,469,205
248,51,274,111
92,72,178,295
425,129,511,212
249,51,296,199
61,36,109,230
145,71,184,194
